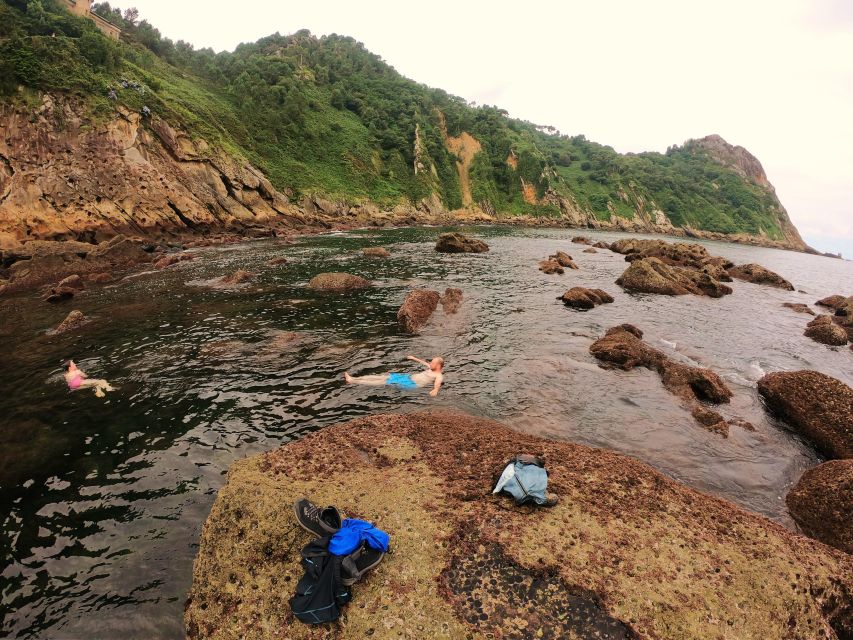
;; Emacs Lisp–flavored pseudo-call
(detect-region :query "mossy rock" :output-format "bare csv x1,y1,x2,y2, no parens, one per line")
185,412,852,640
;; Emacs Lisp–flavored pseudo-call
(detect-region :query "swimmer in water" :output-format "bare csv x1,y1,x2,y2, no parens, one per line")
64,360,115,398
344,355,444,397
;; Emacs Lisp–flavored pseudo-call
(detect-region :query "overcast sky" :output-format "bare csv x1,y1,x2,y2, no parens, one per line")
128,0,852,256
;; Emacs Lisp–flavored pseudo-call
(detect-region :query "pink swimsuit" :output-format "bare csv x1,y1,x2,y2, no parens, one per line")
67,373,83,390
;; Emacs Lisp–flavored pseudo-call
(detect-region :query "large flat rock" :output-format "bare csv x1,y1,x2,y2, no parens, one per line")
185,411,851,640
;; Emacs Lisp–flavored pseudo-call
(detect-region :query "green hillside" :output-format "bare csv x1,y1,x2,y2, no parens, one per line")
0,0,792,239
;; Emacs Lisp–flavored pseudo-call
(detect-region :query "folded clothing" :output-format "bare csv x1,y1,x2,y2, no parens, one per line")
328,518,390,556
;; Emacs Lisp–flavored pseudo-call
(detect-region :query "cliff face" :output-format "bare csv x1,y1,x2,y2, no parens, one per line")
0,94,307,249
0,94,810,261
686,135,808,251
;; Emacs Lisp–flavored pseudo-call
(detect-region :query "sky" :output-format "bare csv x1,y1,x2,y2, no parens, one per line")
127,0,853,257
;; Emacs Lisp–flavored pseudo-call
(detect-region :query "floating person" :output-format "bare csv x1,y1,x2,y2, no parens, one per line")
344,355,444,396
64,360,115,398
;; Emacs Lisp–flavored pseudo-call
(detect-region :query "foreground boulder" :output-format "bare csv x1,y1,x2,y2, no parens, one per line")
591,325,738,435
757,371,852,459
185,411,852,640
435,233,489,254
397,289,440,333
787,460,853,554
804,315,848,346
559,287,613,310
727,263,794,290
616,258,732,297
308,272,371,292
362,247,390,257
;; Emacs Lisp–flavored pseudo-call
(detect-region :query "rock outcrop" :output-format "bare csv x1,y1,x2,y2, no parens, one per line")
816,295,848,311
185,411,852,640
804,315,849,346
362,247,390,257
0,96,304,252
590,325,740,435
308,272,371,292
559,287,613,310
616,258,732,297
550,250,578,269
538,259,563,274
435,233,489,254
727,263,794,290
757,371,852,459
397,289,440,333
786,460,853,555
49,309,87,335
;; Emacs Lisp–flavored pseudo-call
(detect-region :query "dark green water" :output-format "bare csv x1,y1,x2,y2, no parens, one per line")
1,226,851,638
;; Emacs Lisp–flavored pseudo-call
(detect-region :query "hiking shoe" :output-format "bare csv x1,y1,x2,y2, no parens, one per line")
340,543,385,586
293,498,342,537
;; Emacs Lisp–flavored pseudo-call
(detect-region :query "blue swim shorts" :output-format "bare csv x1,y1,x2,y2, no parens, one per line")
386,372,418,389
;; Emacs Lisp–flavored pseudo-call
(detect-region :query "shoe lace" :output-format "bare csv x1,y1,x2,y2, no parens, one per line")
303,502,322,521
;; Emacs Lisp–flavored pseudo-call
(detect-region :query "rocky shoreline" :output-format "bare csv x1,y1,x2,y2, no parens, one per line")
185,411,852,640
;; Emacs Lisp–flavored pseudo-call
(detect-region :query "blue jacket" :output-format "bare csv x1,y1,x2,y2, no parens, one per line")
328,518,390,556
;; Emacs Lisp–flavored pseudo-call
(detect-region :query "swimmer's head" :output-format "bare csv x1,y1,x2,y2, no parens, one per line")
64,360,77,371
429,356,444,372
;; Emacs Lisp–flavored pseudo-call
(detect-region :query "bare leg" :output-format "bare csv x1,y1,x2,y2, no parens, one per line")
344,373,390,386
78,379,114,396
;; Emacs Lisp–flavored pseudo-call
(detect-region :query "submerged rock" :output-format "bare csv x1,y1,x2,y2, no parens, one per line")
616,258,732,297
440,288,463,314
397,289,440,333
86,272,115,284
220,269,255,285
592,241,610,249
266,256,288,266
308,272,371,292
582,247,598,253
154,253,196,269
727,263,794,290
804,315,848,346
757,370,852,459
559,287,613,310
571,235,593,245
782,302,815,315
435,232,489,254
185,411,852,640
787,460,853,554
590,325,736,434
362,247,390,257
50,309,88,335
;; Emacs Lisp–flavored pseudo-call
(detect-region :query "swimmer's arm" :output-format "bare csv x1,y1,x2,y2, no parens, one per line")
406,355,430,367
429,373,443,397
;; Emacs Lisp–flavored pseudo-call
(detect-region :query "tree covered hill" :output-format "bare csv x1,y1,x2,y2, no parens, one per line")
0,0,806,247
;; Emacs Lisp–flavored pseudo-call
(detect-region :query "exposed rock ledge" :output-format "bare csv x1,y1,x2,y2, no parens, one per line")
185,411,851,640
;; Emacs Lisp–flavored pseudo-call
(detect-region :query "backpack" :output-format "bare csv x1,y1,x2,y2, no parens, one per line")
492,454,550,505
289,535,352,624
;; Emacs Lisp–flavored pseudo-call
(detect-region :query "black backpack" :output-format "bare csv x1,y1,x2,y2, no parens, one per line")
289,535,353,624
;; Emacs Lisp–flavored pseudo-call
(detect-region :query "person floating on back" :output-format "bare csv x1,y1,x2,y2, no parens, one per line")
344,355,444,396
64,360,115,398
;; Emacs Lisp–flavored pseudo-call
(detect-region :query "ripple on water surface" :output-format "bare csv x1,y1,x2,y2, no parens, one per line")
1,226,851,639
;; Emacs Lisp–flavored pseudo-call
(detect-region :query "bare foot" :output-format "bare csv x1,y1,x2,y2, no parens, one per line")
95,388,105,398
344,372,353,383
